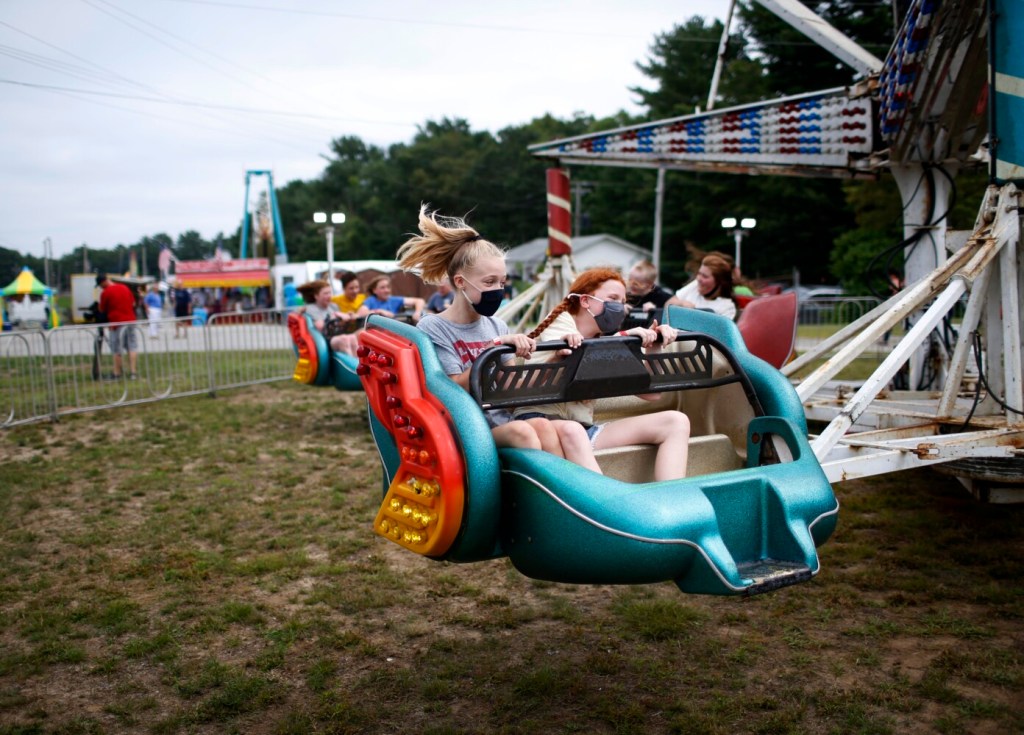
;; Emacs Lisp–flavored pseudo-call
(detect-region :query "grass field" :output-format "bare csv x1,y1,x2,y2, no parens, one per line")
0,382,1021,735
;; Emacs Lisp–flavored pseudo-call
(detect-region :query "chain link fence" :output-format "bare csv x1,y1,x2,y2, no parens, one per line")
1,309,296,428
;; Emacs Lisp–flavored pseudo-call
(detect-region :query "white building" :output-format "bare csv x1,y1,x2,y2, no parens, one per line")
504,234,653,281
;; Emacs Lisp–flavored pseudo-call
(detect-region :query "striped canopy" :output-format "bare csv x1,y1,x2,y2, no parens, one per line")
1,267,52,297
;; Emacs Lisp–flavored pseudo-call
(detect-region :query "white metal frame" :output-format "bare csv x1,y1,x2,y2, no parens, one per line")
791,183,1024,494
522,0,1024,499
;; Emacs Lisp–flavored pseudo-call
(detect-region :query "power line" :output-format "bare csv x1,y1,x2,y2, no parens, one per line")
78,0,268,96
0,19,398,160
0,78,418,128
0,43,136,90
157,0,692,40
37,84,324,155
77,0,382,130
87,0,279,86
0,20,154,91
0,20,349,147
157,0,890,49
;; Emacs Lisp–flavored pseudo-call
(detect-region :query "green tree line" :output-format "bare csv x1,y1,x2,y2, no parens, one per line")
2,2,987,297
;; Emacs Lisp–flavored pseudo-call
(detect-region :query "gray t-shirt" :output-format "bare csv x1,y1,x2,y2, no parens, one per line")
418,314,511,427
305,303,340,323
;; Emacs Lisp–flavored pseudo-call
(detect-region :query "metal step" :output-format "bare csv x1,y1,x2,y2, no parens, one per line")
736,560,813,596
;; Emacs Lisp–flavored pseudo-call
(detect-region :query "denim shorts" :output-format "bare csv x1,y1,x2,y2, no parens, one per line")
515,412,605,446
107,324,139,354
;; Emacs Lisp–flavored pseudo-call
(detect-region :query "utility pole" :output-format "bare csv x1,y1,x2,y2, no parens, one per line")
43,237,52,287
571,180,593,237
652,169,665,273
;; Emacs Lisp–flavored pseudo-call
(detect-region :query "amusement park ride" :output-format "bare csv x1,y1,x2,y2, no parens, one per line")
523,0,1023,502
291,0,1022,594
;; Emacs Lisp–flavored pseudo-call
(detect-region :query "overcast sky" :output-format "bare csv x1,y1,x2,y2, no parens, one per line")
1,0,728,260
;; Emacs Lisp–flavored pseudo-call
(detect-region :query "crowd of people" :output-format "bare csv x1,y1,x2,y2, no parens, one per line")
291,213,760,475
89,224,764,472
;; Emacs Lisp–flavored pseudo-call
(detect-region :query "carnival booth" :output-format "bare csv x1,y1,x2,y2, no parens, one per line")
1,267,59,329
173,258,272,320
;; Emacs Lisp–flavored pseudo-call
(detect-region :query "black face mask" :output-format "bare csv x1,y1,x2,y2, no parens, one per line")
586,297,626,334
462,280,504,317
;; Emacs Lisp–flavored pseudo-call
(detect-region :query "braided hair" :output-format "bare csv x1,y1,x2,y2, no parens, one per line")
527,267,624,339
396,204,505,285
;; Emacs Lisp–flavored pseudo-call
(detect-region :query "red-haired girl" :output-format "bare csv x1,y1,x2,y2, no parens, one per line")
515,267,691,480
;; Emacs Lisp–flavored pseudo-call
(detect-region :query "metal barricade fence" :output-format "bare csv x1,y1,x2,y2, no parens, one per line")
1,308,296,428
794,295,968,356
795,297,886,357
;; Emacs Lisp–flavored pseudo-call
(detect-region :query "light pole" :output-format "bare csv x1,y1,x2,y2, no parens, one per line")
42,237,52,287
313,212,345,293
720,217,756,272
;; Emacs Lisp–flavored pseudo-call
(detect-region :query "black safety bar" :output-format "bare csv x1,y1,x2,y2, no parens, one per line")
468,333,764,416
621,308,662,330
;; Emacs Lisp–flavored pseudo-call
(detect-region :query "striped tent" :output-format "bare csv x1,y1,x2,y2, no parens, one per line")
1,267,59,328
2,267,52,297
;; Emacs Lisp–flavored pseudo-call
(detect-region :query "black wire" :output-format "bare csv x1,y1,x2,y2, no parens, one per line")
915,332,938,391
867,163,960,301
960,333,984,429
969,331,1024,417
931,164,959,221
865,167,934,299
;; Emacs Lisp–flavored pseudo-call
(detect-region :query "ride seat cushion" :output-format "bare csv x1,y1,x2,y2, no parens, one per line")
595,434,742,483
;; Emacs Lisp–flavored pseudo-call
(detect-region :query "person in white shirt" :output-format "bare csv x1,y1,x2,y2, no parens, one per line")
668,254,737,320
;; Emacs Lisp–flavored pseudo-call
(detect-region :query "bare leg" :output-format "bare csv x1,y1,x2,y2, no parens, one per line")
551,420,602,473
491,421,542,450
112,353,123,377
593,410,690,481
129,351,138,375
523,418,564,458
330,334,359,356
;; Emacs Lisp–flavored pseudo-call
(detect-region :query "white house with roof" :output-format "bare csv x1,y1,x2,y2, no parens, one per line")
504,234,653,281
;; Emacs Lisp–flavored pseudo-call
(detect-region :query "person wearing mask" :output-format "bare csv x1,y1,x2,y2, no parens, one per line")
515,267,691,481
625,259,674,313
396,205,595,465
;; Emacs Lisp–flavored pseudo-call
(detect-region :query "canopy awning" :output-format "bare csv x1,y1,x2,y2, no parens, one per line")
2,267,52,297
173,258,270,288
174,271,271,288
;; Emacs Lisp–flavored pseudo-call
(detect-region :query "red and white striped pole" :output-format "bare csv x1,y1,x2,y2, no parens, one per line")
546,168,572,257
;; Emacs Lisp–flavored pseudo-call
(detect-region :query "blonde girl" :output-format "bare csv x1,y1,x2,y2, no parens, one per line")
396,205,596,463
516,267,691,481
